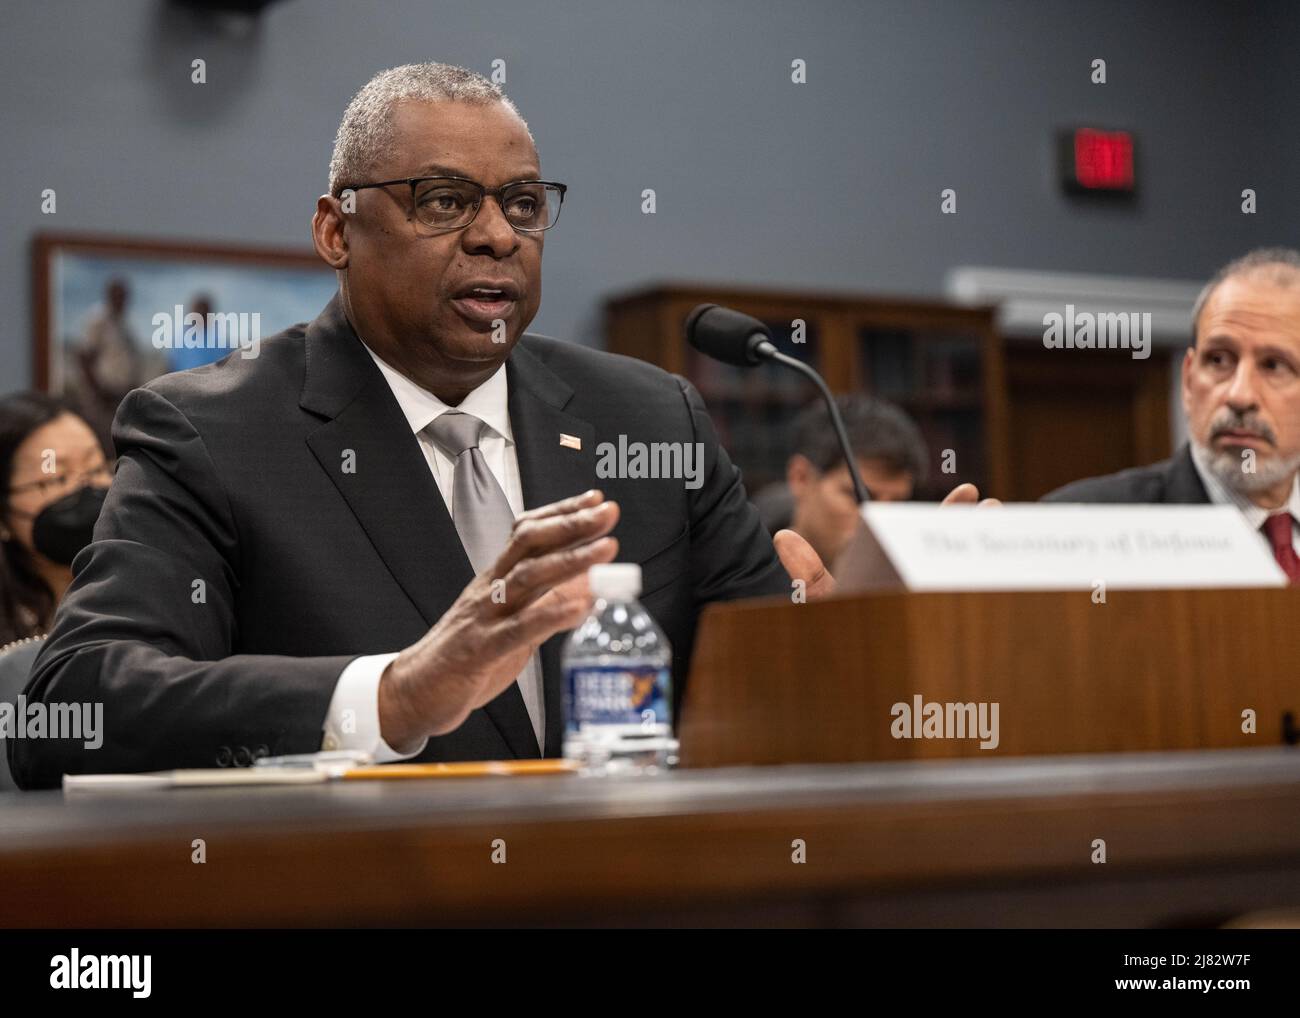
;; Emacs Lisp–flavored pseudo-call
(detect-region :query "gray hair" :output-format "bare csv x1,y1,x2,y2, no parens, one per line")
1191,247,1300,343
327,62,531,196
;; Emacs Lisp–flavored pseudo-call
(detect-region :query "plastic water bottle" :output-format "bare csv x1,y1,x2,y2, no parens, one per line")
562,563,678,773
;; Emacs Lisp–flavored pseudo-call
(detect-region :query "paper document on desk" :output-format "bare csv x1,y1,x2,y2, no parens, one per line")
62,756,580,790
63,768,330,791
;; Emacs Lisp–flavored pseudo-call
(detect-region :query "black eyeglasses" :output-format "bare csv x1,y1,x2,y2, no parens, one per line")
338,175,567,233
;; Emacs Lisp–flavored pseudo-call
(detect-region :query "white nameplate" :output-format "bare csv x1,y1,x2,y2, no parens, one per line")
833,503,1287,591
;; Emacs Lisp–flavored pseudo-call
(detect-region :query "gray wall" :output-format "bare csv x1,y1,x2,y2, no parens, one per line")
2,0,1297,387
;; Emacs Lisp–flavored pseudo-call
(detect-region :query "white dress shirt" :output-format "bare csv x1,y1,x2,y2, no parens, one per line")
1188,442,1300,554
320,344,546,762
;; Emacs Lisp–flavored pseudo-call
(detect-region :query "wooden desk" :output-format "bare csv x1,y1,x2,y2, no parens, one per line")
2,748,1299,927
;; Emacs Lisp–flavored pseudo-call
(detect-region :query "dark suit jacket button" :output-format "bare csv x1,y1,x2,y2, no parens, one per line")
215,746,232,767
233,746,252,767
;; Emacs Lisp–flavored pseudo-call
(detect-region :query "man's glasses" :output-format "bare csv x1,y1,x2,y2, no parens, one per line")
339,175,567,233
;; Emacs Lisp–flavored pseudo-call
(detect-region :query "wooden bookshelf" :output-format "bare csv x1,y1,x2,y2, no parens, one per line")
603,284,1010,500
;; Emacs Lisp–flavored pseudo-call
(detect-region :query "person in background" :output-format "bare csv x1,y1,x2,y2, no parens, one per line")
168,294,230,373
0,392,112,646
754,394,928,566
1044,247,1300,583
76,278,141,453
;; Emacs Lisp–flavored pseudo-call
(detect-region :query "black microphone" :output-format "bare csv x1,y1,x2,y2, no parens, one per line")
685,303,871,504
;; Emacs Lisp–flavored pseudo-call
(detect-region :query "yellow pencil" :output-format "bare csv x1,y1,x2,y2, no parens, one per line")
341,759,580,780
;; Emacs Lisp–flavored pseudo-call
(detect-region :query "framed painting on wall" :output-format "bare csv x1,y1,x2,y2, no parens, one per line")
31,233,338,453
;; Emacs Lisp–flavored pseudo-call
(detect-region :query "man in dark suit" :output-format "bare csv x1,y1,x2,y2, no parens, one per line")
774,248,1300,597
1043,248,1300,582
10,63,825,789
1042,445,1209,504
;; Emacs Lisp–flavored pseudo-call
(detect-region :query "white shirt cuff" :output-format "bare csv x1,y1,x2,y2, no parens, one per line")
322,653,428,763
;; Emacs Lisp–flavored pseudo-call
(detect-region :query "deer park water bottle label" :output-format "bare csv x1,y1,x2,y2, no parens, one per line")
565,664,670,729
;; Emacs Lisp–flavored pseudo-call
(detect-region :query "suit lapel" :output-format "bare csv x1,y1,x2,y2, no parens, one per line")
301,296,474,632
300,298,579,760
507,340,596,757
1165,444,1211,504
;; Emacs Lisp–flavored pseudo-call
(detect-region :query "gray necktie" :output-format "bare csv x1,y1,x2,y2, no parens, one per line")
426,410,546,750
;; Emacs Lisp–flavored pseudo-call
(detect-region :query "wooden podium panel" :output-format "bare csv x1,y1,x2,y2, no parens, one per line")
679,588,1300,768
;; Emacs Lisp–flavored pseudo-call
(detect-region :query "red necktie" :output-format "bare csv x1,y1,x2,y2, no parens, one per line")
1262,513,1300,584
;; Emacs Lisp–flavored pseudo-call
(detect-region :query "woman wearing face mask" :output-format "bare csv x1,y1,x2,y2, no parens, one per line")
0,392,112,646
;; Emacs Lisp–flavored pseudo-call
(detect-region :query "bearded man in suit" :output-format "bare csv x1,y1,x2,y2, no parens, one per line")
1043,248,1300,583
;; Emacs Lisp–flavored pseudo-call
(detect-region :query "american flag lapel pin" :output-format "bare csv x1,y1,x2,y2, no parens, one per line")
560,433,581,450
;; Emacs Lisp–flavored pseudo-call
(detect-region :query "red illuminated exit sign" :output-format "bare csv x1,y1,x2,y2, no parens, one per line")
1058,128,1136,195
